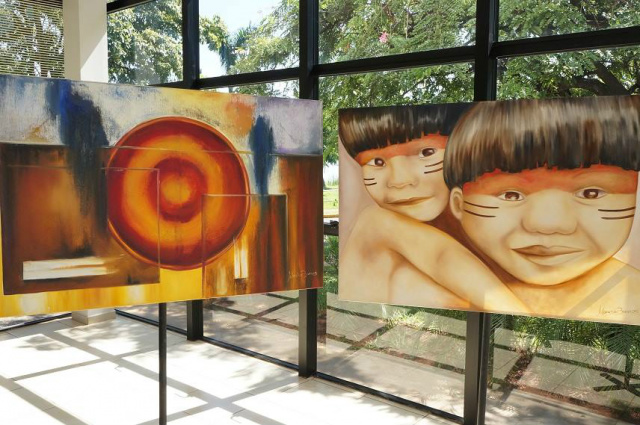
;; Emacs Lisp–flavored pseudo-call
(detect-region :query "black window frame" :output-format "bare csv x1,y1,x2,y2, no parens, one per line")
106,1,640,424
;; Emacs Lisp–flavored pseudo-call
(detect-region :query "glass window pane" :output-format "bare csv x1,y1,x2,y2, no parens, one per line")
500,0,640,41
199,1,299,78
319,0,476,64
107,0,183,85
488,315,636,424
200,81,298,364
204,291,300,365
497,47,640,100
492,45,640,424
319,65,473,415
208,80,299,98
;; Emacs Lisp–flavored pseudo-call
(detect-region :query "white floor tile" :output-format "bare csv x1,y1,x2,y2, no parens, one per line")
17,360,205,425
0,334,98,379
55,316,184,356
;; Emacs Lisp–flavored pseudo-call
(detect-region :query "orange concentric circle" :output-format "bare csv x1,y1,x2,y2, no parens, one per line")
107,117,250,270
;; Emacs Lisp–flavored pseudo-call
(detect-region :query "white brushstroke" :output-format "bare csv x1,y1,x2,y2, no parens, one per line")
23,256,118,281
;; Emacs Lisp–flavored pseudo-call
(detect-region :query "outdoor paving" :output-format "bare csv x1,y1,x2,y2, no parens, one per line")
372,325,466,370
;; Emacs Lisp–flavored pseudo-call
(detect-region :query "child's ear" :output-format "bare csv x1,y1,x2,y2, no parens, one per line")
450,187,464,221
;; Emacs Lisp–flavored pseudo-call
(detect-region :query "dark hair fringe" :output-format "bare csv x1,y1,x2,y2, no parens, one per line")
443,96,640,189
339,103,472,158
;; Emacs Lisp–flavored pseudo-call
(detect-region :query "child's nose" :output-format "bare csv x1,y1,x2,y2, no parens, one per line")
522,190,577,235
386,156,418,188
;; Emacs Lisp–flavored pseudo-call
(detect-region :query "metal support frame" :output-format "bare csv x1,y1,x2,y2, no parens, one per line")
463,1,498,424
107,0,155,14
106,0,640,421
181,0,206,343
159,303,167,425
187,300,204,341
297,0,320,378
182,0,199,89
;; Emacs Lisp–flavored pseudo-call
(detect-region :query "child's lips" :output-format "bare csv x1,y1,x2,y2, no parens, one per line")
386,196,431,206
513,245,584,266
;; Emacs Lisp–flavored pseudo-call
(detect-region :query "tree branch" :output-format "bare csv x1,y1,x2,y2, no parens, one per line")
593,61,630,95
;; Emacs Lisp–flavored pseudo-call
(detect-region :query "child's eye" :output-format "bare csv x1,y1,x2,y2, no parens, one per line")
575,188,607,199
419,147,436,158
366,157,386,167
498,191,525,201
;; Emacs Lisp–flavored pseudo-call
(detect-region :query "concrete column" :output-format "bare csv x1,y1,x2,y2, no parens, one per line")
63,0,109,82
64,0,116,325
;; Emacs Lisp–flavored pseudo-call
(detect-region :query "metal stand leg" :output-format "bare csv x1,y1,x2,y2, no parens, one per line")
187,300,204,341
159,303,167,425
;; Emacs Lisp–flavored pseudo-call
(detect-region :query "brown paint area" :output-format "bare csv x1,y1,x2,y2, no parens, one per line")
201,155,323,297
202,195,288,297
0,145,159,295
277,155,324,290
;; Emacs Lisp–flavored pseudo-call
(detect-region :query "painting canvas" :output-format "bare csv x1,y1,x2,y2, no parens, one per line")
338,97,640,325
0,75,323,318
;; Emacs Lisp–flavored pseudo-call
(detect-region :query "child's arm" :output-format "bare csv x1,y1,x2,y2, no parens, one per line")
357,206,529,313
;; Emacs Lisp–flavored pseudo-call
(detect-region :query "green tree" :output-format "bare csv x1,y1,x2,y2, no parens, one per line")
107,0,228,85
219,0,639,163
498,0,640,99
0,0,64,78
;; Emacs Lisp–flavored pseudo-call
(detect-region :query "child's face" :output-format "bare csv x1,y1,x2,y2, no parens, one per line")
450,165,638,285
356,135,449,222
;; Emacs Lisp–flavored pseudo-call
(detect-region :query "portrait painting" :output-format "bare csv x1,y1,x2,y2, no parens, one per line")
339,96,640,324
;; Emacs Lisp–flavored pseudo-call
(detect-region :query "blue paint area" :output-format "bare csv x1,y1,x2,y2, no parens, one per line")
249,115,275,195
45,80,109,221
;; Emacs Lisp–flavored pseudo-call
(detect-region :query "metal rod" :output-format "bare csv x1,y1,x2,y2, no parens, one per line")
197,68,299,90
492,25,640,58
0,312,71,332
313,45,475,77
463,0,498,424
182,0,200,89
297,0,320,378
159,303,167,425
186,300,204,341
106,0,155,14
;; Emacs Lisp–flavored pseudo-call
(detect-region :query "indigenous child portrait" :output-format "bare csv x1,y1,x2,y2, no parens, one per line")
338,96,640,324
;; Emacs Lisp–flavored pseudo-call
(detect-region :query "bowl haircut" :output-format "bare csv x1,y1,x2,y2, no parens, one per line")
339,103,473,159
443,96,640,190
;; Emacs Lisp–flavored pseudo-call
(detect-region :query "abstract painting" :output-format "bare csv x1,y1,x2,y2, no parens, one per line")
0,75,322,318
339,97,640,324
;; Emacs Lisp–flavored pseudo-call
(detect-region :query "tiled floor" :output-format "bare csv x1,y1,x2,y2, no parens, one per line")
0,315,453,425
119,296,640,425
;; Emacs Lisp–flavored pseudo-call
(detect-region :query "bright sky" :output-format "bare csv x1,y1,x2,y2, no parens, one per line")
199,0,281,77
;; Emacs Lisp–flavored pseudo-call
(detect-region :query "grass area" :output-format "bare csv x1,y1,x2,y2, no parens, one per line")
323,184,339,217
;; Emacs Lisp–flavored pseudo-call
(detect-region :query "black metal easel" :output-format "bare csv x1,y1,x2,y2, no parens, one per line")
159,303,167,425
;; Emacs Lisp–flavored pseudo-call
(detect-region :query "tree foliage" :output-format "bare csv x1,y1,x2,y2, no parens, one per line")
217,0,640,162
0,0,64,78
107,0,228,85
